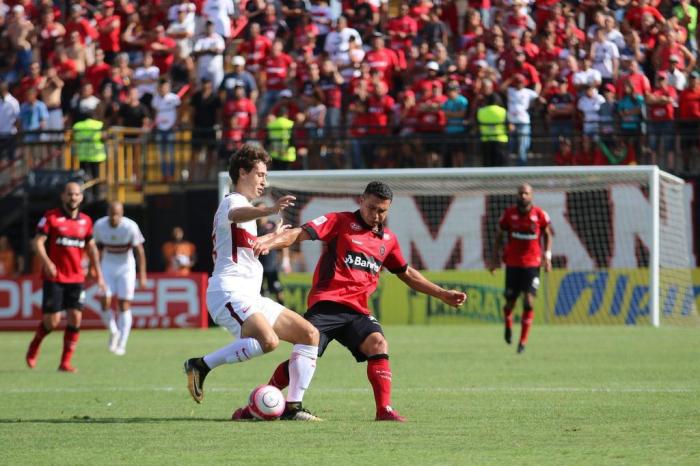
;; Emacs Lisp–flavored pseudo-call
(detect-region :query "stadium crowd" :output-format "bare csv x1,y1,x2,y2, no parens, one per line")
1,0,700,171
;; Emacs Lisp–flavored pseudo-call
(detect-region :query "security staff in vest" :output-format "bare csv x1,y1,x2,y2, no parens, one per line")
72,110,106,180
476,93,508,167
266,105,296,170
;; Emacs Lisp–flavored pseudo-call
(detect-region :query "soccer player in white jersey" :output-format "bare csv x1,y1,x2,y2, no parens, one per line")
184,143,321,421
94,202,147,356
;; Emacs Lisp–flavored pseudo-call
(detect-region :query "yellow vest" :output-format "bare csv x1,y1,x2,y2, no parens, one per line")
72,119,106,162
477,105,508,143
267,116,296,162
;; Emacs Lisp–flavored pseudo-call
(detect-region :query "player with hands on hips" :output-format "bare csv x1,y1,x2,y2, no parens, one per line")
489,183,552,354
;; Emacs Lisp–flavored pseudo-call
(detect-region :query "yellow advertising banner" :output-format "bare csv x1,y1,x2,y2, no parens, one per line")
281,269,700,326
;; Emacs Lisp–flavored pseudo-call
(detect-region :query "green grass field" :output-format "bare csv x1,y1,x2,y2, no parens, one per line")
1,325,699,465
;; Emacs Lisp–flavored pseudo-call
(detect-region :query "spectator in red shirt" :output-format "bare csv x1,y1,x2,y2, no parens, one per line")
364,33,401,91
85,49,112,95
678,71,700,165
624,0,665,30
615,58,650,98
223,84,258,142
387,3,417,57
65,4,98,45
97,1,122,64
260,38,296,117
38,7,65,65
17,61,45,102
238,22,272,77
646,71,677,164
148,25,178,74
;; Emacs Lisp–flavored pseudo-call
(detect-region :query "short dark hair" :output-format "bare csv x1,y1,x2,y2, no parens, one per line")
228,143,270,183
363,181,393,201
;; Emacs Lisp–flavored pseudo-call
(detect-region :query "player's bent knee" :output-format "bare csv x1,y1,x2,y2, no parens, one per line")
362,333,388,355
259,334,280,353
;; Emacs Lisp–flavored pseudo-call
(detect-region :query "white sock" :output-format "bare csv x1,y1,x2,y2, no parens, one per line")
203,338,264,369
117,310,132,349
102,310,118,335
287,344,318,403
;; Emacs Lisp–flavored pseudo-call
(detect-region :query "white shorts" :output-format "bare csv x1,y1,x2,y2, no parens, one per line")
103,265,136,301
207,290,284,338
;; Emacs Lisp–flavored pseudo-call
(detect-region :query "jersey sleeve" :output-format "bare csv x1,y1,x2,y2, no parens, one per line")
131,221,145,246
226,193,250,222
498,210,509,231
84,217,94,242
383,240,408,274
36,214,50,236
301,212,341,242
539,208,551,229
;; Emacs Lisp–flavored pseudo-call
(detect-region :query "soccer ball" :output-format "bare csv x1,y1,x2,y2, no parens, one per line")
248,384,285,420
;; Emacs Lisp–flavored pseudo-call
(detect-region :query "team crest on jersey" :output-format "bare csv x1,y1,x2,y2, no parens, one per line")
379,245,386,256
312,215,328,226
350,222,361,231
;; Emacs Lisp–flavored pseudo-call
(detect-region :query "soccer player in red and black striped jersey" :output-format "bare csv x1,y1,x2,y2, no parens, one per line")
489,183,552,354
26,182,105,372
233,181,467,422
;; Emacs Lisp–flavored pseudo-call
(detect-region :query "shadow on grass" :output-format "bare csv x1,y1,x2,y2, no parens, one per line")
0,416,230,424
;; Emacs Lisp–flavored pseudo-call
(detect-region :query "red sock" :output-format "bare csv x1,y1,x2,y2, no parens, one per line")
27,322,51,362
60,326,80,368
367,355,392,412
503,307,513,329
268,360,290,389
29,322,50,351
520,310,534,345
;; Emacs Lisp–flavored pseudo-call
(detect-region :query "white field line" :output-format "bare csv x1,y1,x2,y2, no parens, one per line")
4,386,697,395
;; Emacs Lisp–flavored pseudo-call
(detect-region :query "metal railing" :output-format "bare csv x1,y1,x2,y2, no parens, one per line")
1,121,699,202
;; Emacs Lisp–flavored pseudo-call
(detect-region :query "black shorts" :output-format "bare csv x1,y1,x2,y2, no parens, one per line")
304,301,384,362
42,281,84,313
261,270,283,294
504,267,540,300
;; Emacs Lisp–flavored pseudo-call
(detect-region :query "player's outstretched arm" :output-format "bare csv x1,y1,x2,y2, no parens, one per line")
253,227,312,256
397,266,467,307
228,195,296,223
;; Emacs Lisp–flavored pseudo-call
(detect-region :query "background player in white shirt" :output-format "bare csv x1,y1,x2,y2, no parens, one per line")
94,202,146,356
184,144,321,421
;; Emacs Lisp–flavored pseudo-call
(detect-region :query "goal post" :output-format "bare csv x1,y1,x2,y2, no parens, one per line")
218,166,698,327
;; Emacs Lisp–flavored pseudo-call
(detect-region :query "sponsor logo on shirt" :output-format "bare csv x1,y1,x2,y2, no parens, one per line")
511,232,538,240
351,239,363,245
344,251,381,275
56,236,86,248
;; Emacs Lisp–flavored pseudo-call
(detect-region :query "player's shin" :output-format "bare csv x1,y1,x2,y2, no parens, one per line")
268,360,290,389
367,354,393,411
60,325,80,370
520,308,534,345
26,321,51,367
202,337,264,369
287,345,317,403
116,309,132,351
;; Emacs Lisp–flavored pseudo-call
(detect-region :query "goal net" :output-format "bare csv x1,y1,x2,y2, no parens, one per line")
218,166,698,327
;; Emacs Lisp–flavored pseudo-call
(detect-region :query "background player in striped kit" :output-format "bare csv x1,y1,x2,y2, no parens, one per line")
94,201,147,356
